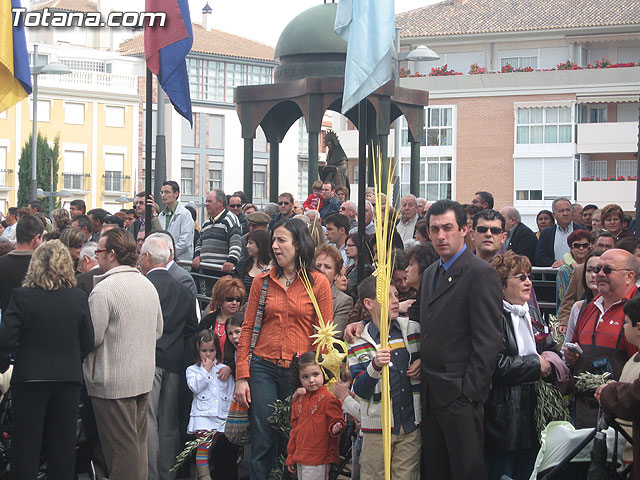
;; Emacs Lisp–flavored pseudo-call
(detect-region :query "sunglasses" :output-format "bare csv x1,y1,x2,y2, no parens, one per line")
225,296,243,303
134,200,145,205
572,242,590,249
509,274,533,282
592,266,632,275
278,201,290,206
229,204,242,208
475,226,503,235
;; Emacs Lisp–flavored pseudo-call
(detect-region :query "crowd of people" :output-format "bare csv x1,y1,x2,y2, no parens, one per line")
0,181,639,480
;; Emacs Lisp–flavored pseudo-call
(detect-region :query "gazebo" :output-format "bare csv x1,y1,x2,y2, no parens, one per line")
235,3,429,203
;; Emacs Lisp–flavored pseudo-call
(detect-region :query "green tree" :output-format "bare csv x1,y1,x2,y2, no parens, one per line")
17,133,61,213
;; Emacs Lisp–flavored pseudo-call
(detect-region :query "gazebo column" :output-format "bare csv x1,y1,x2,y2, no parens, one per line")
244,137,254,203
409,131,420,197
269,141,280,202
378,134,389,193
308,131,319,193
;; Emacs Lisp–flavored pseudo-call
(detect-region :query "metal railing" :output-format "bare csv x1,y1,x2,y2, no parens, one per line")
531,266,559,315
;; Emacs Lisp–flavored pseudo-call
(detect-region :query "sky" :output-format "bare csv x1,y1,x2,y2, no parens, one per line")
115,0,441,47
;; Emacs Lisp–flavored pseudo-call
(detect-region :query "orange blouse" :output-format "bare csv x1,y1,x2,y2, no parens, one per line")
235,268,333,380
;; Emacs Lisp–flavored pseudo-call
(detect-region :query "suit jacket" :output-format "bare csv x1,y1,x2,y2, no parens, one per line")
557,263,586,327
535,222,587,267
506,222,537,264
167,261,197,297
75,268,104,296
419,248,503,407
128,216,162,239
146,269,198,373
331,284,354,339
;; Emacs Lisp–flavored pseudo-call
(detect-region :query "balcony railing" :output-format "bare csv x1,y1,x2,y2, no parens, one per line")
39,71,138,95
576,122,639,154
62,172,91,191
102,171,131,193
0,169,14,188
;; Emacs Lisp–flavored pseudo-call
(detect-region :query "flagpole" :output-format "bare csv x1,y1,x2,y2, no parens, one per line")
144,68,153,236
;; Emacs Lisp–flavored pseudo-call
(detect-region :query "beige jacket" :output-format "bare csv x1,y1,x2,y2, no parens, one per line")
84,265,163,399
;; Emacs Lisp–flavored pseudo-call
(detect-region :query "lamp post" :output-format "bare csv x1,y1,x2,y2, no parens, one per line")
394,33,439,200
30,44,72,202
36,188,72,220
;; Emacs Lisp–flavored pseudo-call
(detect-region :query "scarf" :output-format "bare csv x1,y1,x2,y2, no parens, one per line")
503,300,537,356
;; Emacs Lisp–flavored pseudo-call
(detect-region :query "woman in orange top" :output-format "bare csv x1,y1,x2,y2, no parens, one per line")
234,218,333,480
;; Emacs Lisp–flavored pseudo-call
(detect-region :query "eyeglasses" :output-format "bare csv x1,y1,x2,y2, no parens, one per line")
278,201,290,206
475,226,503,235
345,243,357,248
134,200,145,205
225,296,243,303
509,274,533,282
592,266,632,275
229,204,242,208
572,242,590,250
95,248,109,254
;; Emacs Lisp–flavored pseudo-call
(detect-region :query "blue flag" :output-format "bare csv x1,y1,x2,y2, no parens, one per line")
334,0,395,114
0,0,32,112
144,0,193,125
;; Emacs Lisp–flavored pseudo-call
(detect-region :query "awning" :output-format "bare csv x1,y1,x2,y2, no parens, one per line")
514,100,575,109
577,95,639,104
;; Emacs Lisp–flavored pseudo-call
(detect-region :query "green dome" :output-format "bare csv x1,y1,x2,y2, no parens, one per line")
274,4,346,60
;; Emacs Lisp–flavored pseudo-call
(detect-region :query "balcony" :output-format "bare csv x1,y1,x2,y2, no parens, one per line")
576,180,637,211
0,169,14,191
576,122,639,154
62,172,91,193
38,71,138,96
102,171,131,195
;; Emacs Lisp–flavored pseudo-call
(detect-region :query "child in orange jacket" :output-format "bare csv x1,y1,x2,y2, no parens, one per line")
286,352,345,480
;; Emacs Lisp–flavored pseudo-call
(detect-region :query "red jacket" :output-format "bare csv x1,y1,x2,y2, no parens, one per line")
286,385,344,466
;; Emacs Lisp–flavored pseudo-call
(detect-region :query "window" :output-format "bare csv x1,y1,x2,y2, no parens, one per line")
617,160,637,178
60,58,109,72
105,106,125,127
64,102,84,124
427,108,453,147
208,115,224,149
63,150,84,190
208,157,223,191
181,159,195,195
104,153,124,191
516,107,571,144
298,118,308,155
0,146,6,186
248,65,272,85
30,52,48,67
225,63,246,103
400,156,453,201
500,56,537,69
514,157,573,202
188,58,203,100
29,99,50,122
589,161,607,178
298,157,308,202
203,60,225,102
253,166,267,207
254,127,267,152
515,190,543,200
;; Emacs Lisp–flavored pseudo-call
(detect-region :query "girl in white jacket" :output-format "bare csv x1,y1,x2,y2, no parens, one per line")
187,330,236,480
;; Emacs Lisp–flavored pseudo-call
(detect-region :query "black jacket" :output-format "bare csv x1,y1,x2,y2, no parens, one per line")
484,307,559,452
535,222,587,266
146,269,198,373
75,268,104,296
506,222,537,265
0,287,94,384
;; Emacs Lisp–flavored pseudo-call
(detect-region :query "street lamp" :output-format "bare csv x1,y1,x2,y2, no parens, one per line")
37,187,72,219
394,34,440,200
30,44,72,202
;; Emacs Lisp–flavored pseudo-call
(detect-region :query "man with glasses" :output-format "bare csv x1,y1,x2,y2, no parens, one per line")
419,199,503,479
469,209,506,262
564,249,639,427
228,194,249,235
268,192,296,230
350,200,375,236
129,192,162,240
339,200,358,231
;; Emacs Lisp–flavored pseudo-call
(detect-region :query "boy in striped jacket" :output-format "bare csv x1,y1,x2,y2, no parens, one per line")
347,276,422,480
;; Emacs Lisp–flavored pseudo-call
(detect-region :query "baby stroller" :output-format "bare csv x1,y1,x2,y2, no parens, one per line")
525,417,632,480
0,384,96,479
329,418,358,479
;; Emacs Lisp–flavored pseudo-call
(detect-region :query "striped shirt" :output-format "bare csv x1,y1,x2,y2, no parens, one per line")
195,209,242,274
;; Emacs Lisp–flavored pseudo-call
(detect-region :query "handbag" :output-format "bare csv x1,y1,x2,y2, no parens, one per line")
225,277,269,446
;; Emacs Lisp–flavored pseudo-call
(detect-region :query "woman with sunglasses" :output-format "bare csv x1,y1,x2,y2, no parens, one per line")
485,251,559,480
198,276,246,368
556,230,591,313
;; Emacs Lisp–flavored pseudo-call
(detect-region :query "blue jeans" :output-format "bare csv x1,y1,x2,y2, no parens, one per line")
485,448,538,480
248,356,294,480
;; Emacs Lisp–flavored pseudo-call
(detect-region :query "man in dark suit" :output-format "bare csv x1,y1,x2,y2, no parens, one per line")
535,197,588,267
75,242,103,295
419,200,503,479
500,206,537,264
148,231,197,297
140,236,197,480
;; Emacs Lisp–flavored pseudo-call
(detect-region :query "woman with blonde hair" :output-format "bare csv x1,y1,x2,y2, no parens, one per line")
52,208,71,232
198,276,246,365
0,240,93,479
